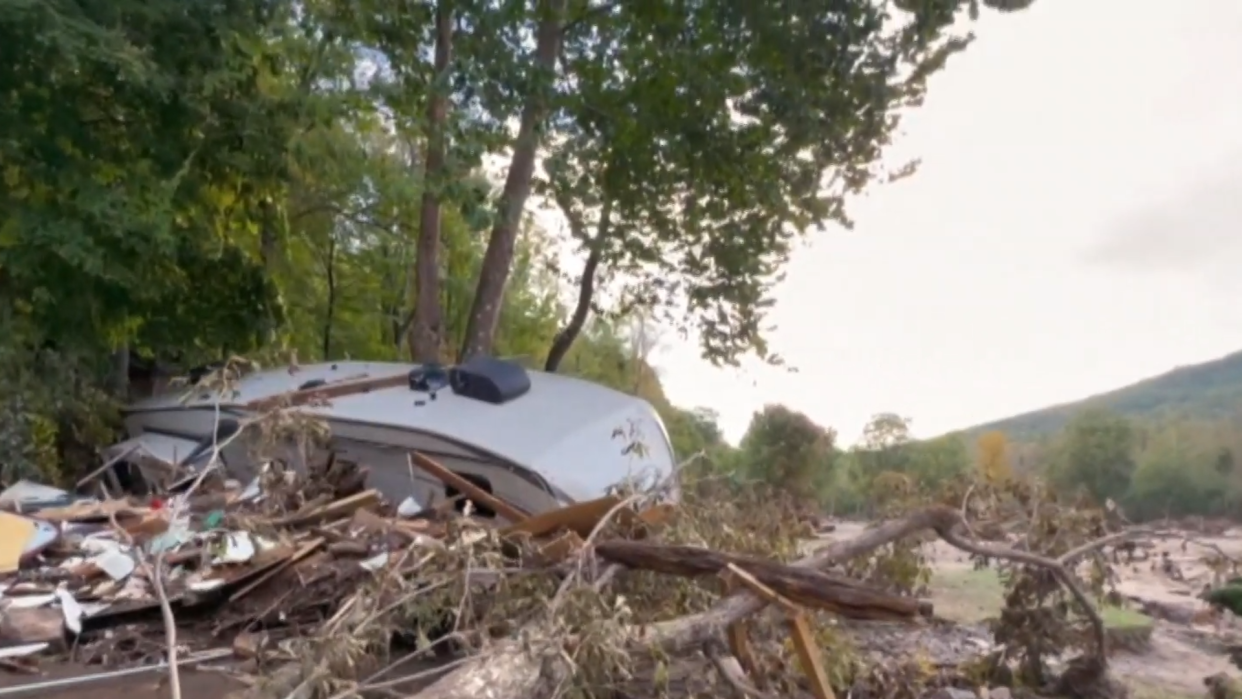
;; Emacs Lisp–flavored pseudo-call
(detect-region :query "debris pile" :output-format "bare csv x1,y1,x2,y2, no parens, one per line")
0,456,393,669
0,442,956,699
0,429,1149,699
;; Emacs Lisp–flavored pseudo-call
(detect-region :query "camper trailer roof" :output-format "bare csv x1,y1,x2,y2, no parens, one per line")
126,361,675,492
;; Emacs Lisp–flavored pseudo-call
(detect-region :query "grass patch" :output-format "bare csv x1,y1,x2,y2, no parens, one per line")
930,567,1153,630
1102,604,1154,630
929,567,1004,623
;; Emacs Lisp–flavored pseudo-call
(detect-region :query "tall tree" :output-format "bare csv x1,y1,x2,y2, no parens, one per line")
740,404,835,499
855,412,915,477
976,430,1013,482
409,0,455,362
459,0,568,360
540,0,1040,370
1050,409,1137,504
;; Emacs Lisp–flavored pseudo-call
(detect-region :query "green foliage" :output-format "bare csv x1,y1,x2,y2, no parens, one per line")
1047,409,1137,503
0,0,299,356
737,404,835,500
0,0,1039,484
976,405,1242,522
542,0,1032,367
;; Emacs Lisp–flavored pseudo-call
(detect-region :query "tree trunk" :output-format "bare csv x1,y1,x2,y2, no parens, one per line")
544,195,611,372
592,540,931,620
458,0,566,362
409,0,453,363
109,346,130,399
322,235,337,359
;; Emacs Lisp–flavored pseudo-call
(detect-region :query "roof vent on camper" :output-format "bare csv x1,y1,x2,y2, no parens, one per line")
448,356,530,405
409,363,450,395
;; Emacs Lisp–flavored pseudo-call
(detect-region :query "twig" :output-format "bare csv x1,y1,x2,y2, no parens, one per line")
548,492,641,611
76,444,140,489
704,638,777,699
152,550,181,699
549,452,701,610
142,362,270,699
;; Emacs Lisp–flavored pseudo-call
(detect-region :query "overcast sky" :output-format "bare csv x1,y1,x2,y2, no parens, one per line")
649,0,1242,445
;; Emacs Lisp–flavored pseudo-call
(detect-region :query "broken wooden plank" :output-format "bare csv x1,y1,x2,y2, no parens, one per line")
787,612,836,699
723,575,762,685
408,452,529,524
75,444,141,489
0,607,65,650
723,563,800,614
726,564,834,699
35,499,144,523
499,496,673,541
229,538,325,602
501,496,621,538
635,503,675,529
269,490,381,528
244,373,406,412
534,531,584,564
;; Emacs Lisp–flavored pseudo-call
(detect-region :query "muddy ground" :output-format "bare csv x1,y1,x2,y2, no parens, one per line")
818,521,1242,698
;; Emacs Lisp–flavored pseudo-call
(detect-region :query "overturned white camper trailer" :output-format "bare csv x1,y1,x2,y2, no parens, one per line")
106,358,677,521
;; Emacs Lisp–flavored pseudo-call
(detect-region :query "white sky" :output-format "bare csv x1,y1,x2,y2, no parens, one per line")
647,0,1242,445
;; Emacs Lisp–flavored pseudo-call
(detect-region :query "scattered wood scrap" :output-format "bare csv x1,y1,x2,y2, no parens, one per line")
0,446,946,699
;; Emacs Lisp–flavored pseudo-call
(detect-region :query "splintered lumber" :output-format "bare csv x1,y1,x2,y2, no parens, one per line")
501,496,621,538
76,443,141,489
788,612,836,699
535,531,584,563
722,572,761,684
408,452,529,523
34,499,143,523
594,540,931,621
244,373,406,411
725,563,839,699
724,565,835,699
229,537,325,602
0,607,65,649
270,489,381,528
500,496,671,540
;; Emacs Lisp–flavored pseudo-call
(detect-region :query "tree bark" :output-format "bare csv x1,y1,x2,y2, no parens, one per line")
544,194,611,372
410,0,453,364
593,540,930,621
458,0,567,362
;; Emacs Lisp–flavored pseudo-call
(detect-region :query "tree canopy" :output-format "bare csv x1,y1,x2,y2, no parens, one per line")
1,0,1041,484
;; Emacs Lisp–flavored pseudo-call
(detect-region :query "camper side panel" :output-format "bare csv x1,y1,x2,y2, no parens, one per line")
537,405,676,502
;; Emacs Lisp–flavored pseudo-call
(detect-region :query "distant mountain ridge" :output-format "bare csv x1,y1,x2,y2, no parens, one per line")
963,349,1242,441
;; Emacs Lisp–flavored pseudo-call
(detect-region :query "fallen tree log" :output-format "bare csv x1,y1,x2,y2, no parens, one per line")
408,504,1117,699
593,539,932,621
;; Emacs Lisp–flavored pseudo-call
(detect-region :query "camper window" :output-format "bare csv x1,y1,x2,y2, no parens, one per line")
444,473,496,518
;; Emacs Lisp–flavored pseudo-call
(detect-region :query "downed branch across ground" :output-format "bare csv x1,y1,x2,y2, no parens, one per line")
592,540,931,621
366,504,1118,699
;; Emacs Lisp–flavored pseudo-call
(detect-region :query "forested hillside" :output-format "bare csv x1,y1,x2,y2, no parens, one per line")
1,0,1037,485
966,349,1242,441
